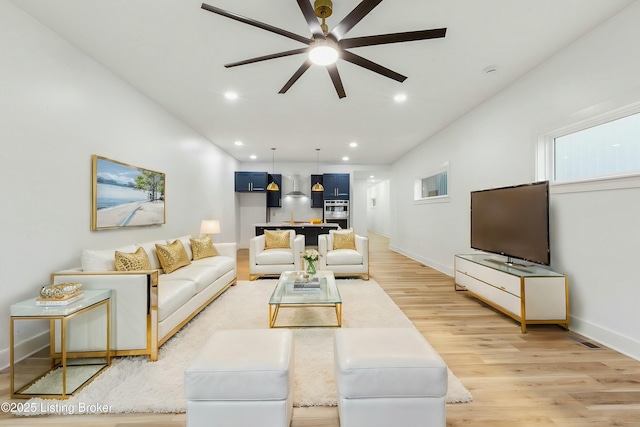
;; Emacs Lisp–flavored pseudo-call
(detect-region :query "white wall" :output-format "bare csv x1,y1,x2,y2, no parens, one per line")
390,1,640,359
0,1,238,368
367,179,391,236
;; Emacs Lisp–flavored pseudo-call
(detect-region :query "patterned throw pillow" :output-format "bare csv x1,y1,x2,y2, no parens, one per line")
264,230,291,249
190,234,219,260
333,230,356,250
114,247,152,271
155,240,191,274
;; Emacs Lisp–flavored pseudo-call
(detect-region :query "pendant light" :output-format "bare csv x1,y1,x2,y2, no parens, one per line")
267,147,279,191
312,148,324,192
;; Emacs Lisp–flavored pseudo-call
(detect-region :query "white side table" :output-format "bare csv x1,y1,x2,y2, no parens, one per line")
10,289,111,399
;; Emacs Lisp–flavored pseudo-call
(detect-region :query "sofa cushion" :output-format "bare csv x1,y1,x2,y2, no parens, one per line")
136,240,167,270
192,255,235,273
81,244,137,271
166,263,223,294
114,247,151,271
256,249,295,265
156,240,191,274
327,249,363,266
157,278,197,322
190,234,219,260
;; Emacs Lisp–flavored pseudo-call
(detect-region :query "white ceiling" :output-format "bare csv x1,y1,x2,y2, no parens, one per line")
11,0,635,165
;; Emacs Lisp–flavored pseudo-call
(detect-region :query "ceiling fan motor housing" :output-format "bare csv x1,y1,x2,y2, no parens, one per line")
314,0,333,18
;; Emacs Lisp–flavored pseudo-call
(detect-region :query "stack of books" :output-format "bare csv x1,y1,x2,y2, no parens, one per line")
36,292,84,306
293,277,321,290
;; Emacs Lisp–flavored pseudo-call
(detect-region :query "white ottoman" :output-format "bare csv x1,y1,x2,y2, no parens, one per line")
334,328,447,427
184,329,294,427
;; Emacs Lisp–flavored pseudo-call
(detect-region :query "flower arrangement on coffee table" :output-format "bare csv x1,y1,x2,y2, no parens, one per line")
301,249,321,275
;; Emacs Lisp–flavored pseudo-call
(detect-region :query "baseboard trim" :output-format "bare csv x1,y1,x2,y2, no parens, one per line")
570,315,640,361
0,330,49,372
388,245,454,277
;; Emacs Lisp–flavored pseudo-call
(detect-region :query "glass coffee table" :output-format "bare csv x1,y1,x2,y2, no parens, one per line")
269,271,342,328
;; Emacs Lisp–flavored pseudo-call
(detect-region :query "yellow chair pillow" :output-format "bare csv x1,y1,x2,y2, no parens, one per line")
333,230,356,250
115,247,151,271
190,234,219,260
155,240,191,274
264,230,291,249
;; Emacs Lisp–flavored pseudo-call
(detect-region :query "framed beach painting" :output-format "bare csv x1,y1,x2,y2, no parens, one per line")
91,155,166,230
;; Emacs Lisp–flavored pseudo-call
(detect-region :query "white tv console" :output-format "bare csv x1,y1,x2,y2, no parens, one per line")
454,254,569,333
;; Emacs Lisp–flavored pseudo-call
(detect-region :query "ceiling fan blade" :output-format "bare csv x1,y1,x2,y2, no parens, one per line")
340,50,407,83
279,60,313,94
225,48,308,68
201,3,310,45
297,0,325,39
329,0,383,42
326,64,346,99
340,28,447,49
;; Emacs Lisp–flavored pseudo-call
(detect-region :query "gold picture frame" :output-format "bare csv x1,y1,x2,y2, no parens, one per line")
91,155,166,230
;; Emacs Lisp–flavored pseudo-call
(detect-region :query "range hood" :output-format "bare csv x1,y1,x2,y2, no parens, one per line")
285,175,307,197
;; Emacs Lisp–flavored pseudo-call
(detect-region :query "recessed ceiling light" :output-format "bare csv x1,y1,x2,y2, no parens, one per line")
394,93,407,103
250,154,257,159
349,142,358,148
224,91,238,100
234,140,243,146
342,156,349,161
369,175,374,179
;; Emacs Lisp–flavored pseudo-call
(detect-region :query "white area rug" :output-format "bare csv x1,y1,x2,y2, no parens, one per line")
16,279,471,415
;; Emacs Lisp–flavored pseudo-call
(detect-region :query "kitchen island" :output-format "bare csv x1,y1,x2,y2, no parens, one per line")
254,222,340,246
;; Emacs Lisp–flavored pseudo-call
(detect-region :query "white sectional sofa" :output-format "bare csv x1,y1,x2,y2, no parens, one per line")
51,235,236,361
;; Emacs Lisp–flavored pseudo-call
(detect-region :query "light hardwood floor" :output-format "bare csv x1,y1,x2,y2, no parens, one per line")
2,232,639,426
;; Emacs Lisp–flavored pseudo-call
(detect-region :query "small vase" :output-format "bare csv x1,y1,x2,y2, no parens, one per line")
306,260,316,275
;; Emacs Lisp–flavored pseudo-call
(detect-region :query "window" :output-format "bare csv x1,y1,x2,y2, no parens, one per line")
421,172,448,198
414,162,449,203
554,112,640,181
538,104,640,193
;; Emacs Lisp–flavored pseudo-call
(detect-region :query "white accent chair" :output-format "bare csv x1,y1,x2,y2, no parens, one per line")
249,230,305,280
318,230,369,280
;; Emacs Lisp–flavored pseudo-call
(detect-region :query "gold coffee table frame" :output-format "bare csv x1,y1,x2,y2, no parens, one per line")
269,271,342,328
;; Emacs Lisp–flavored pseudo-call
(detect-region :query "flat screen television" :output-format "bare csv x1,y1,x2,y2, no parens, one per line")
470,181,550,266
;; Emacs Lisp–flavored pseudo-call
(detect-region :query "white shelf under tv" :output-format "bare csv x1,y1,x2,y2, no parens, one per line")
454,254,569,333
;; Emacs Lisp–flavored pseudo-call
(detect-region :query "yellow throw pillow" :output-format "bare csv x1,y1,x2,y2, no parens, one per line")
333,231,356,250
264,230,291,249
115,247,151,271
190,234,219,260
155,240,191,274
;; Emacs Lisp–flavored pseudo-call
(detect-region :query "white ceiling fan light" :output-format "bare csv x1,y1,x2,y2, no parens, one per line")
308,39,339,66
